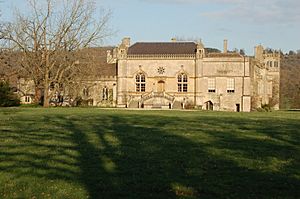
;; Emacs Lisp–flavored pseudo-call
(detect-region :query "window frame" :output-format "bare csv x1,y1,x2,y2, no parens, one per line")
25,96,30,103
178,73,188,93
208,78,216,93
136,73,146,92
227,78,235,93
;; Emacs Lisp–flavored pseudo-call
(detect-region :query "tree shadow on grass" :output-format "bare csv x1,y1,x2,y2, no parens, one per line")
64,113,300,198
0,111,299,198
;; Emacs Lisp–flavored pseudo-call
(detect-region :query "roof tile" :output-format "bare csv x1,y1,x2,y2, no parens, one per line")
128,42,197,55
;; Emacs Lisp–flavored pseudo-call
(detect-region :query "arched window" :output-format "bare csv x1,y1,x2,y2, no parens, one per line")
178,73,188,92
136,73,145,92
83,86,89,97
270,61,273,67
103,86,108,100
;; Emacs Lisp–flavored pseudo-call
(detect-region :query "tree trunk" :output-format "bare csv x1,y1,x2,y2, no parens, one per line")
43,69,50,108
34,86,42,105
43,88,50,108
43,86,50,108
43,44,50,108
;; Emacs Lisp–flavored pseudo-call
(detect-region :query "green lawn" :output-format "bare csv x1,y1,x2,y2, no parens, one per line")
0,108,299,199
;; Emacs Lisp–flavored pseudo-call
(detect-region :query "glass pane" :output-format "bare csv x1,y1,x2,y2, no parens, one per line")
140,75,145,82
141,84,145,92
183,74,188,82
183,84,188,92
208,79,215,90
227,78,235,90
178,75,182,82
178,84,182,92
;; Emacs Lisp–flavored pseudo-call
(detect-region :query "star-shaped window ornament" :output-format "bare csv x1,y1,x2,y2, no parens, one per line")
157,66,165,75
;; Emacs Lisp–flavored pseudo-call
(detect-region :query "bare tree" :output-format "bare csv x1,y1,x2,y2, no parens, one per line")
174,36,202,43
0,0,112,107
0,49,22,80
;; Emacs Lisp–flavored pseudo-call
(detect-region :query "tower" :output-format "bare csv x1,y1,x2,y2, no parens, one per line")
196,40,205,59
223,39,228,53
254,45,264,62
117,37,130,59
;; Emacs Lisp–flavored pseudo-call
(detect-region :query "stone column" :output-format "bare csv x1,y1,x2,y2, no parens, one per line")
113,83,117,106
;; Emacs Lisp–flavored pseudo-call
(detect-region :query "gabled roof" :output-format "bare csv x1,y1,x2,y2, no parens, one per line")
128,42,197,55
77,47,117,77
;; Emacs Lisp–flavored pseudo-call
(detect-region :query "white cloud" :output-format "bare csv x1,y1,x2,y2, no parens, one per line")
202,0,300,24
140,0,300,24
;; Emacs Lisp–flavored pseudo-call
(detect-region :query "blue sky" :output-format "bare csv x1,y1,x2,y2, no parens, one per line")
1,0,300,55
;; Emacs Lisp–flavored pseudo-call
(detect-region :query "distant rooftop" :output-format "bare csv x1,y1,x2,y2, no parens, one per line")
207,52,243,58
128,42,197,55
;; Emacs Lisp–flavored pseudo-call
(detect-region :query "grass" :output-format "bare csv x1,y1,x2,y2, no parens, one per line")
0,108,299,199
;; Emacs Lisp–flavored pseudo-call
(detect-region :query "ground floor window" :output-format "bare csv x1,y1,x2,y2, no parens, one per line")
103,86,108,100
25,96,31,103
83,87,89,97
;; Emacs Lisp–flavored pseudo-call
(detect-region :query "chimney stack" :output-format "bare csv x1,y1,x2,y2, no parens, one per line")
122,37,131,48
223,39,228,53
254,45,264,62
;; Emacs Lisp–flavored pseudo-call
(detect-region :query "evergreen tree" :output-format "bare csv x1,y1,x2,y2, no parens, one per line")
0,81,20,107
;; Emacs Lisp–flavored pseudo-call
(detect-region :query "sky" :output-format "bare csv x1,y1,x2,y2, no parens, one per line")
1,0,300,55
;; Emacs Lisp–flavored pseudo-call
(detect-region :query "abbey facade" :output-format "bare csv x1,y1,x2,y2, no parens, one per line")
105,38,280,111
17,37,280,112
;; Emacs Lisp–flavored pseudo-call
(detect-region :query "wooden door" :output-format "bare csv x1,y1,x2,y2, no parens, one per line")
157,80,165,92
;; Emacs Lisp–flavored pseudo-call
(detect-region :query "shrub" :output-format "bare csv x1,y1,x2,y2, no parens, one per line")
256,104,272,112
0,81,20,107
194,105,203,110
184,101,195,109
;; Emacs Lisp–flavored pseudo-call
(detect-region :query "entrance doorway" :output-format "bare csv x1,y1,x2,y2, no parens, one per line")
236,104,240,112
157,80,165,92
205,101,213,110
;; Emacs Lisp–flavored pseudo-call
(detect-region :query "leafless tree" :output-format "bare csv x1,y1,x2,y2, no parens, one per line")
0,0,112,107
0,49,21,80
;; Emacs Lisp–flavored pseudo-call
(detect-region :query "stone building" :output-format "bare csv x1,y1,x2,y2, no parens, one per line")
106,38,280,111
15,47,118,107
71,47,118,107
14,38,280,111
251,45,280,110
